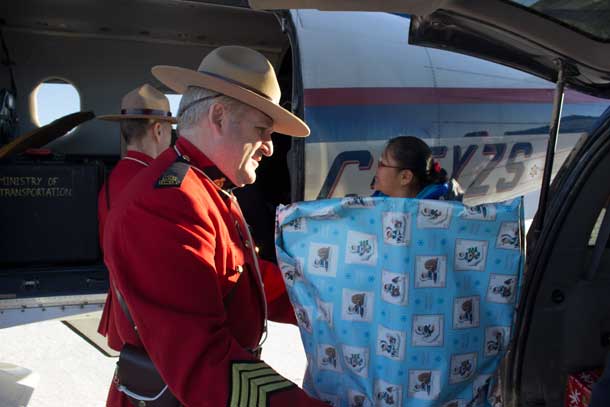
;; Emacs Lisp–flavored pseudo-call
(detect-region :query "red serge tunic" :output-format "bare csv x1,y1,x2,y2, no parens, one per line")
103,138,323,407
97,150,153,348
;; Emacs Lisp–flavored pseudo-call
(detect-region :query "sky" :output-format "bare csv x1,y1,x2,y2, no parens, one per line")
35,83,80,127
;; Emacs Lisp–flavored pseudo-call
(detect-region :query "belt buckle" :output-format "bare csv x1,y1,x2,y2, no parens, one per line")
112,366,120,386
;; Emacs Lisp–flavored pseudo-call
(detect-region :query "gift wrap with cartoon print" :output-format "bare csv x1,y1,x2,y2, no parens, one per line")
275,196,524,407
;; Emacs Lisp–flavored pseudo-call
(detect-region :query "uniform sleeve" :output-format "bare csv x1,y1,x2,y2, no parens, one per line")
97,186,107,246
97,186,112,337
105,186,324,407
259,258,297,325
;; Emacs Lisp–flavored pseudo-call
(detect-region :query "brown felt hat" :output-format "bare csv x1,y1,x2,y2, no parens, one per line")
151,46,309,137
98,84,177,123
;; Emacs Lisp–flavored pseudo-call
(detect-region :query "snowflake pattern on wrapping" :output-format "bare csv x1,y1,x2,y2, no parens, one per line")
568,388,581,406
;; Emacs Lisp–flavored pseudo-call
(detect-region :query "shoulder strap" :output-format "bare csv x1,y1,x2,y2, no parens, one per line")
155,159,190,189
114,285,139,338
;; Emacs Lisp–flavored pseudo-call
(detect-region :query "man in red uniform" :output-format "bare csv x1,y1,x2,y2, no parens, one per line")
97,84,176,347
103,46,327,406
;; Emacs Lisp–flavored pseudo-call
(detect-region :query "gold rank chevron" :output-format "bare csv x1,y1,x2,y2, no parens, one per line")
229,361,295,407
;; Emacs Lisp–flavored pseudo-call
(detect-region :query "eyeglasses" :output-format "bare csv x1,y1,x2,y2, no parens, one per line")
377,160,406,170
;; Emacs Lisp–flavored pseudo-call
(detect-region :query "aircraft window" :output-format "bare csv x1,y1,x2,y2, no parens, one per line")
165,94,181,129
33,79,80,127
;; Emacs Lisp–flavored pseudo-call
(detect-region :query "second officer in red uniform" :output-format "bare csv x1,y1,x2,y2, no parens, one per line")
97,84,175,349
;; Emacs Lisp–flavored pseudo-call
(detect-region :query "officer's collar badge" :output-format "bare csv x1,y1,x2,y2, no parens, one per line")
199,165,235,191
170,143,236,192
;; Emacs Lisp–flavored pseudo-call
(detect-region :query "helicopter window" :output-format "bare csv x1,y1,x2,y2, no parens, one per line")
33,78,81,128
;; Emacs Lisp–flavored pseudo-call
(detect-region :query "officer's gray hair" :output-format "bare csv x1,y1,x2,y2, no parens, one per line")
177,86,249,132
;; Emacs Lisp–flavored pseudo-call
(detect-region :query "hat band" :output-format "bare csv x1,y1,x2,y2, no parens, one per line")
200,70,273,101
120,108,172,117
177,94,220,117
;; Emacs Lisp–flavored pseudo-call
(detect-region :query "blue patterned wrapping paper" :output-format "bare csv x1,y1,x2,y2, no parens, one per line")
274,196,524,407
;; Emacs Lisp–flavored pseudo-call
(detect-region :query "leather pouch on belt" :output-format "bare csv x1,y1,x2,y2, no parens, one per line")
116,344,181,407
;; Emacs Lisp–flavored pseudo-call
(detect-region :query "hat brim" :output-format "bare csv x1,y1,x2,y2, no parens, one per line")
152,65,310,137
98,114,177,124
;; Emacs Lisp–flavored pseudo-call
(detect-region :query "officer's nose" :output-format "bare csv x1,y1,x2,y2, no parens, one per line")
260,138,273,157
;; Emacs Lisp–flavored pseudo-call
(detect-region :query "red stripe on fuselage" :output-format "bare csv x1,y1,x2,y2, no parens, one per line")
303,87,605,106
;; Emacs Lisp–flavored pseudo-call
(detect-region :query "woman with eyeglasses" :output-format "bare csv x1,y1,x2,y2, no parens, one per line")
372,136,463,200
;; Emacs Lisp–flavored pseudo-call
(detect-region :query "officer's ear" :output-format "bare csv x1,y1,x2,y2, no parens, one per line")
208,102,226,134
151,121,163,143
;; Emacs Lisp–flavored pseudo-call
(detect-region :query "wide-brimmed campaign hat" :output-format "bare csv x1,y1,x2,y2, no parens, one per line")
151,46,310,137
98,84,177,123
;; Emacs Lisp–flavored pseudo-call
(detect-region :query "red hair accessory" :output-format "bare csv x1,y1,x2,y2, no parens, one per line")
432,160,442,174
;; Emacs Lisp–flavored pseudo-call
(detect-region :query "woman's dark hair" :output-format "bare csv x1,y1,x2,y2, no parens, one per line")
385,136,448,187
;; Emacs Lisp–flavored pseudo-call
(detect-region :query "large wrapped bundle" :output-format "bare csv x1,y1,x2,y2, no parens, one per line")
275,196,524,406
